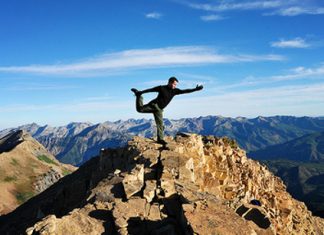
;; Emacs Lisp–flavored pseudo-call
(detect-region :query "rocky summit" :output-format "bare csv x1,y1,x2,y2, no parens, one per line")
1,133,323,234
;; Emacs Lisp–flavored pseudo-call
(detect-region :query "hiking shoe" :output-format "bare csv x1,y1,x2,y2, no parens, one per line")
131,88,141,96
157,139,167,145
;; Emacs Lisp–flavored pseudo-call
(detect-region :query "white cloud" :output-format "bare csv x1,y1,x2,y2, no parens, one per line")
200,14,226,21
204,63,324,93
270,6,324,16
189,1,282,12
271,38,310,48
184,1,324,16
271,64,324,81
0,46,284,76
145,12,163,19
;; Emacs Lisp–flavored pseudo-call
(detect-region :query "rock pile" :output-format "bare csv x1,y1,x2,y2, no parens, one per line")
33,169,64,193
2,133,324,234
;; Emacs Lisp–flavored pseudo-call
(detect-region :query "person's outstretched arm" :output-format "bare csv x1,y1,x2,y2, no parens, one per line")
139,86,160,95
177,84,203,95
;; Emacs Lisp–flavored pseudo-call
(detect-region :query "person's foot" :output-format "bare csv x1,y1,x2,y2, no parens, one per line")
157,139,167,145
131,88,140,96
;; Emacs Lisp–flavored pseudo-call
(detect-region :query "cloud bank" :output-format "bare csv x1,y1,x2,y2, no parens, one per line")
185,0,324,16
0,46,284,76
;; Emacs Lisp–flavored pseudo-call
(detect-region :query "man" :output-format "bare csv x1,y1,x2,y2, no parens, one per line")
131,76,203,145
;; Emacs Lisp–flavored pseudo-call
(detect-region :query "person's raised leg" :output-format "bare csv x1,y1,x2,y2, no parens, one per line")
131,88,143,112
135,95,144,112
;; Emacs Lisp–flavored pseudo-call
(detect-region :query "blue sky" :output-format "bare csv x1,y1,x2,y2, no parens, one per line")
1,0,324,129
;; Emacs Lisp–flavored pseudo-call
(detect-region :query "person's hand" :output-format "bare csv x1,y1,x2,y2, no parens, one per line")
196,84,203,91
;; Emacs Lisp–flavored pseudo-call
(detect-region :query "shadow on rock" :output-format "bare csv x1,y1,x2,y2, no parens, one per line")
88,210,117,235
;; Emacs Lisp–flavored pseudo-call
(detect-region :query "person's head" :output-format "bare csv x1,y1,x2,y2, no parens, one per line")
168,76,178,89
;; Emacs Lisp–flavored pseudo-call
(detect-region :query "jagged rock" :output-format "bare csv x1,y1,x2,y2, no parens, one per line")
146,203,161,221
33,169,63,193
26,204,111,235
141,149,160,167
122,164,145,199
160,171,177,198
112,198,147,233
0,130,24,153
1,134,324,234
236,204,271,229
143,180,156,203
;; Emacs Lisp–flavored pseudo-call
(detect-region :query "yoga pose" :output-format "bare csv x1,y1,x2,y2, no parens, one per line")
131,76,203,145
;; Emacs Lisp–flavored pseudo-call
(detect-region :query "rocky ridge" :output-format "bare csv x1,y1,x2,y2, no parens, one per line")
1,133,323,234
0,131,76,215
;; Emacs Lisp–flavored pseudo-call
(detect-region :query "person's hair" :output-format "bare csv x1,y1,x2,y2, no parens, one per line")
168,76,179,84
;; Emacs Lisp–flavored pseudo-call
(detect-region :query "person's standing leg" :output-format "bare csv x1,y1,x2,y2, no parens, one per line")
153,106,164,142
132,91,164,143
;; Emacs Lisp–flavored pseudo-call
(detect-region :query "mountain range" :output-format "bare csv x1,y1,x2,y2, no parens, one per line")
250,131,324,162
1,115,324,166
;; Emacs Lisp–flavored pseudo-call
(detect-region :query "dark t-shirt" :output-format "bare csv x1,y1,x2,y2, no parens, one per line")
148,85,196,109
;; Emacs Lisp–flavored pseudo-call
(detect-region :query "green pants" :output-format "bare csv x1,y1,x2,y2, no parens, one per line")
136,95,164,141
